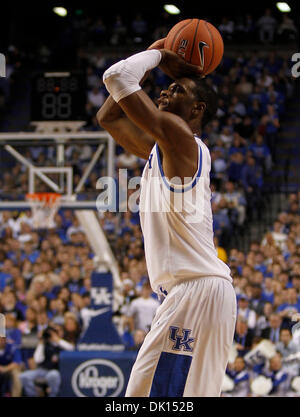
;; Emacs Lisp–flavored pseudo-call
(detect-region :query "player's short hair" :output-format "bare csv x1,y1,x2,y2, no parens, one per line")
188,75,218,127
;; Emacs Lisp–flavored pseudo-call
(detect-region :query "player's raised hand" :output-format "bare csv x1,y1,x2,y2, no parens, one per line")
147,38,203,79
159,48,203,80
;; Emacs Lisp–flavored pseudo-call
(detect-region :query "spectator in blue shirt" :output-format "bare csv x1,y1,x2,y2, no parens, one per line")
227,152,245,184
5,314,22,347
268,92,285,116
241,155,264,219
212,202,232,246
20,240,40,264
234,316,255,357
266,106,280,133
249,284,265,315
0,337,22,397
226,356,250,396
0,259,13,291
261,352,291,396
228,133,247,157
255,302,274,337
291,274,300,296
247,99,262,125
262,278,275,304
261,313,284,343
248,134,272,173
231,95,247,117
222,180,247,226
276,328,298,358
277,288,300,323
20,324,74,397
265,52,283,75
278,271,293,289
250,85,268,104
67,266,83,294
253,252,268,276
241,155,263,190
258,107,280,161
0,290,25,321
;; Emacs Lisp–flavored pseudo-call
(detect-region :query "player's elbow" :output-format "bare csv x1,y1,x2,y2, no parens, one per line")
96,108,108,128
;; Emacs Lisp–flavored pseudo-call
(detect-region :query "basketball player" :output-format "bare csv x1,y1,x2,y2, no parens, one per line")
97,39,237,397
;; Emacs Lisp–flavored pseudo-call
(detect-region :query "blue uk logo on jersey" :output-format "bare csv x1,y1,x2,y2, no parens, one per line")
159,286,168,297
169,326,195,352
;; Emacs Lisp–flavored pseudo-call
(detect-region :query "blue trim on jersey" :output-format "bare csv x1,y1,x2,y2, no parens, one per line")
155,143,202,193
149,351,192,397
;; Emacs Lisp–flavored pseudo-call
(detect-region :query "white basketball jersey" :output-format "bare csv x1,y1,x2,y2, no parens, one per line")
139,135,232,294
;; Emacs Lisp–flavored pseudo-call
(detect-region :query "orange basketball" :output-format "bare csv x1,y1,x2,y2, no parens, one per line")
164,19,224,76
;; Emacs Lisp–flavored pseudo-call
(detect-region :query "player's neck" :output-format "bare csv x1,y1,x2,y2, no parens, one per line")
188,120,202,138
193,129,202,138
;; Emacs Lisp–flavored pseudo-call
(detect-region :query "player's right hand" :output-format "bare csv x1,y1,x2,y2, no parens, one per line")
159,48,203,80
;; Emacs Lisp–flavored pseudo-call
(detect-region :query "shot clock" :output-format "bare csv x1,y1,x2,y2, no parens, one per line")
31,72,86,121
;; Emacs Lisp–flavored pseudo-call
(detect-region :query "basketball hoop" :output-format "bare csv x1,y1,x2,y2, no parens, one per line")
26,192,61,229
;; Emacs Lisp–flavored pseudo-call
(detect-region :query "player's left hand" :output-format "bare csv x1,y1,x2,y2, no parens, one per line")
159,48,203,80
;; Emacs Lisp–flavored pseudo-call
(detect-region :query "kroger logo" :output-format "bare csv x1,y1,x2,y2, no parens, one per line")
71,359,124,397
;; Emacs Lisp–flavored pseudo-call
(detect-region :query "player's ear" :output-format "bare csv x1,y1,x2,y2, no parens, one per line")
192,101,206,116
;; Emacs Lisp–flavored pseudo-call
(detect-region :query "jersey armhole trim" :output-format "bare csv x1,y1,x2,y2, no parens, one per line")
155,142,203,193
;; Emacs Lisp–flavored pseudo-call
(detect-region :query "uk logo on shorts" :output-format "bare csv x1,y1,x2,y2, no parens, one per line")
169,326,195,352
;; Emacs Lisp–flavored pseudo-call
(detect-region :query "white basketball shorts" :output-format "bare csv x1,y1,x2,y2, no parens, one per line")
125,277,237,397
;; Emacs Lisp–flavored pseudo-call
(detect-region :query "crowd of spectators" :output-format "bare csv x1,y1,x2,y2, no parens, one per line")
218,9,298,45
1,189,300,396
0,9,299,397
50,8,297,52
220,191,300,396
47,9,299,49
0,8,298,126
0,209,93,396
0,42,296,246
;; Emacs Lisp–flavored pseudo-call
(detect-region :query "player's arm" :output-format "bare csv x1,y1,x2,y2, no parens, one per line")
96,95,155,160
103,49,202,179
97,39,166,160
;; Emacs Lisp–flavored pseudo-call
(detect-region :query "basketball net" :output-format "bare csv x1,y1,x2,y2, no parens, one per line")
26,192,61,229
